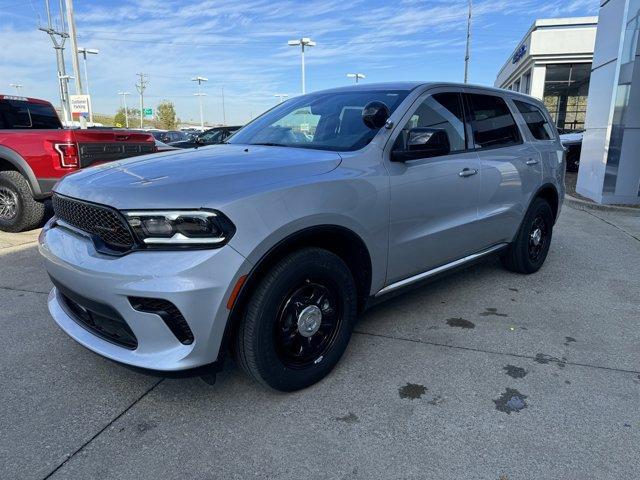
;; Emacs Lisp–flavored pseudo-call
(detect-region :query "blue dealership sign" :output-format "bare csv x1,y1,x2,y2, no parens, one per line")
512,44,527,64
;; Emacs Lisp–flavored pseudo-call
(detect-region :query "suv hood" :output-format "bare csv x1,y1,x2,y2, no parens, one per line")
54,144,342,209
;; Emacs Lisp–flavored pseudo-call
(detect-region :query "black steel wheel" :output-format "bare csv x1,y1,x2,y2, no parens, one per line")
275,281,343,369
501,197,554,274
234,248,357,391
527,214,549,263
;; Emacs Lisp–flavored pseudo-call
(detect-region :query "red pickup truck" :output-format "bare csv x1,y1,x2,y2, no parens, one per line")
0,95,156,232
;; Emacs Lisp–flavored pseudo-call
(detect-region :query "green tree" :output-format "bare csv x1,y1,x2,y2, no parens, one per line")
113,107,140,128
155,101,178,130
92,113,114,126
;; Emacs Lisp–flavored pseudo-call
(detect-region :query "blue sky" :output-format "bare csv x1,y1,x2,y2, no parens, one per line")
0,0,598,125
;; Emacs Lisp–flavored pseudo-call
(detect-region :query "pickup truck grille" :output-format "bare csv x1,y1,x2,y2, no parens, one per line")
78,142,155,168
52,194,135,252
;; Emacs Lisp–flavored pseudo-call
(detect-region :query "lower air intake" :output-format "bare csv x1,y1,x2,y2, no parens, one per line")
129,297,194,345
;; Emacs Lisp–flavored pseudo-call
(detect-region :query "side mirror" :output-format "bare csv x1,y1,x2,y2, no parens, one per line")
362,101,390,129
195,135,205,145
392,128,451,161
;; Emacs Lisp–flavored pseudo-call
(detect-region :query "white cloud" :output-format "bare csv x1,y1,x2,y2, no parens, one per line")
2,0,600,124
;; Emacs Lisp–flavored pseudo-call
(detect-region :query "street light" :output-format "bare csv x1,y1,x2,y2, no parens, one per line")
77,47,99,122
191,76,208,129
58,75,75,124
288,37,315,94
346,73,365,84
117,91,131,128
274,93,289,103
464,0,472,83
9,83,23,94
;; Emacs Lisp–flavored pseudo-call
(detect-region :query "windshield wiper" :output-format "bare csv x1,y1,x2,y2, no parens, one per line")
249,142,287,147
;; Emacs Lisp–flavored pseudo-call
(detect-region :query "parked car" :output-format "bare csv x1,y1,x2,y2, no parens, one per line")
148,130,184,144
559,131,583,172
170,126,241,148
39,83,564,391
154,139,179,152
0,94,156,232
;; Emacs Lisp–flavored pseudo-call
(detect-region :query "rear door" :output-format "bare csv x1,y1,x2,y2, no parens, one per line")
385,88,481,284
463,91,542,248
512,97,561,182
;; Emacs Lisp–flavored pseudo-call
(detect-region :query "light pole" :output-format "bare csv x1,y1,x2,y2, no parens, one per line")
9,83,23,94
464,0,472,83
346,73,365,84
77,47,99,122
40,0,72,124
288,37,315,94
58,75,74,125
117,91,131,128
65,0,88,128
221,86,226,125
274,93,289,103
191,76,208,129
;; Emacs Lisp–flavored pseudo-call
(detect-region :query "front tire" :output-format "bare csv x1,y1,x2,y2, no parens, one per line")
234,248,357,392
501,197,554,274
0,171,46,233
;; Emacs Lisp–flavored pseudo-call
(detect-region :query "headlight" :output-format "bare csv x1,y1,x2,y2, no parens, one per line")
124,210,235,249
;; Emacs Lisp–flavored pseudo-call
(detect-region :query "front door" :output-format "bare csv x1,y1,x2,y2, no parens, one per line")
385,90,481,284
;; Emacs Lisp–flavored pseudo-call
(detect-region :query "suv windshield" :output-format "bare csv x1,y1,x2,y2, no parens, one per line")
228,90,409,152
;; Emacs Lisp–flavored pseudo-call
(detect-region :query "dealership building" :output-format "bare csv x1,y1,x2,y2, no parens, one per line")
494,17,598,132
497,1,640,206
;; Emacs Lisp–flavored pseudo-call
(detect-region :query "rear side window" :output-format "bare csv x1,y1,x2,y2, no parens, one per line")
514,100,554,140
0,99,62,129
467,94,521,149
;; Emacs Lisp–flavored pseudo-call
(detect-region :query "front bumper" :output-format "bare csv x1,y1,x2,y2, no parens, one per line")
39,221,251,372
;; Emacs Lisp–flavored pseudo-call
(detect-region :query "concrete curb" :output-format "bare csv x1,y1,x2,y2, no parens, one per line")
564,194,640,213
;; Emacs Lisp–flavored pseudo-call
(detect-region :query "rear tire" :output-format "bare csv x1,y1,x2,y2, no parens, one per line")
501,197,554,274
0,171,46,233
234,248,357,392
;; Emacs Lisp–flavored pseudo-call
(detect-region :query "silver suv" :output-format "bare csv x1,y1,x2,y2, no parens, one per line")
39,83,565,391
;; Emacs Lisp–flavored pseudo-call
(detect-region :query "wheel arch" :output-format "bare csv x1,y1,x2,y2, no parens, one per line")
0,146,41,197
221,224,373,356
533,182,560,222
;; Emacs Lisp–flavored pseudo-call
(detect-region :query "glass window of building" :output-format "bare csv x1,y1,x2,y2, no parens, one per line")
543,63,591,132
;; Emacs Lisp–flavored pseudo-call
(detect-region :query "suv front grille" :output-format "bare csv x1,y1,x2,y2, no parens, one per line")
52,194,135,251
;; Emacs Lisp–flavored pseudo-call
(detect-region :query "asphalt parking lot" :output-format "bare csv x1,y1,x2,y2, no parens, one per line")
1,202,639,480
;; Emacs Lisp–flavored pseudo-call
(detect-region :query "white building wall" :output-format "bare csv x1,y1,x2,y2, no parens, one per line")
495,17,597,94
577,0,640,204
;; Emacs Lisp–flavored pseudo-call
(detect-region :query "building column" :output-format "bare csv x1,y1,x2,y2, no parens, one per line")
577,0,640,204
529,64,547,100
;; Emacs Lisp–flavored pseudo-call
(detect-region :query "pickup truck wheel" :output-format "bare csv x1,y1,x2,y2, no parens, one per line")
0,171,46,233
501,197,553,274
235,248,357,391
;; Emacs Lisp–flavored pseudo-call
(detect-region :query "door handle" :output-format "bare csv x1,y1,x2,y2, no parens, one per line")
459,168,478,178
526,158,539,165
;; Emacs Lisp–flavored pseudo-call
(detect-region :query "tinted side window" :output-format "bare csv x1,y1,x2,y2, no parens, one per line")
0,100,61,129
467,94,521,148
514,100,554,140
394,92,467,156
0,100,32,128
